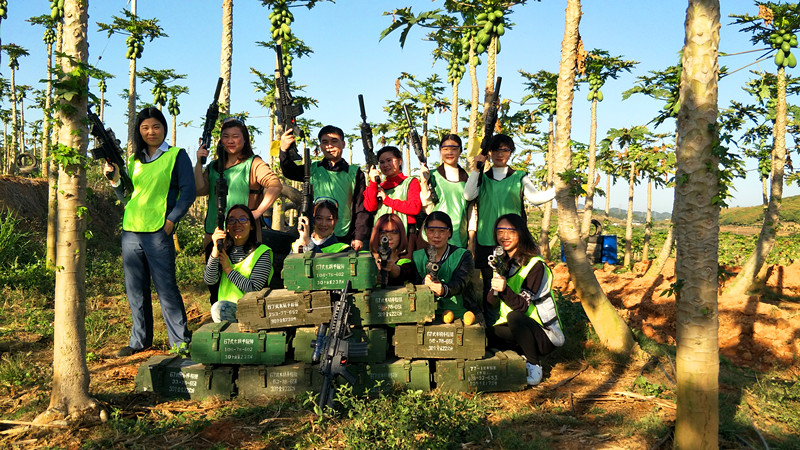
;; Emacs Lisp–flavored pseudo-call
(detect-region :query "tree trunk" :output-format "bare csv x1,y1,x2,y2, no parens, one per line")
466,38,479,159
35,0,105,425
482,35,497,126
9,67,18,174
644,215,674,278
45,41,57,268
761,176,768,207
539,118,554,259
605,173,611,215
553,0,634,354
450,78,459,133
674,1,720,447
623,163,635,268
580,98,598,237
126,0,138,155
171,113,177,147
642,179,652,262
220,0,233,114
725,69,787,296
421,105,429,156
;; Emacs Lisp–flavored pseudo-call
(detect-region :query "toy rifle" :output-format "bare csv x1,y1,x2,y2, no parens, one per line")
377,235,391,287
299,144,314,229
312,281,367,413
476,77,502,179
275,44,304,162
425,245,440,283
199,77,223,165
215,155,228,254
487,245,508,297
402,104,439,205
358,94,380,184
88,106,134,196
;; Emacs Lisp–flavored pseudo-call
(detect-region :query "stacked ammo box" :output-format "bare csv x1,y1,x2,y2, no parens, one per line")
134,251,529,400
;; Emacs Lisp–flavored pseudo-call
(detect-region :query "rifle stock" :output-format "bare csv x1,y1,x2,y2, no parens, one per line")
87,106,134,195
402,104,439,205
300,145,314,226
275,44,304,161
358,94,380,184
476,77,502,173
200,77,223,165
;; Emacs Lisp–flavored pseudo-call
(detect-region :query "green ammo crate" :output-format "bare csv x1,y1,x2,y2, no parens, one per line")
282,251,378,292
349,284,436,326
237,288,332,331
237,363,319,400
293,326,388,364
393,319,487,360
349,359,431,395
134,355,235,400
189,321,287,366
434,350,528,392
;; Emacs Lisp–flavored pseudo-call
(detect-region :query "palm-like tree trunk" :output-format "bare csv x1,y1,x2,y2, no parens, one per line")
623,163,635,268
466,38,479,159
450,79,459,133
554,0,634,354
220,0,233,114
126,1,137,155
35,0,104,425
674,1,720,447
482,36,497,124
580,98,599,237
45,41,57,268
642,179,652,262
9,66,18,173
539,118,554,259
604,173,611,215
761,176,768,207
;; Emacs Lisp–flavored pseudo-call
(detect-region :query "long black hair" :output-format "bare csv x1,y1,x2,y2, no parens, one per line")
215,118,253,169
133,107,168,163
224,204,259,255
438,134,462,150
494,213,540,265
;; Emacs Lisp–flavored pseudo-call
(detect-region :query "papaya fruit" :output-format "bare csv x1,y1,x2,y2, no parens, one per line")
788,52,797,68
463,311,476,326
775,50,785,66
782,41,791,53
442,310,455,324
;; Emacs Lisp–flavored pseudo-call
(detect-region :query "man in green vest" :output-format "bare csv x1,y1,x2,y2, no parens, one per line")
280,125,369,250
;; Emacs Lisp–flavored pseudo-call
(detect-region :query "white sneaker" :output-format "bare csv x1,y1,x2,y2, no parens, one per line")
526,362,543,386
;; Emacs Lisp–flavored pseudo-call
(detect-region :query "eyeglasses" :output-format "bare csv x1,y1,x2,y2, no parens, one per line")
425,226,450,235
440,145,460,150
222,116,245,125
227,217,249,225
492,148,511,154
495,227,518,238
379,229,400,236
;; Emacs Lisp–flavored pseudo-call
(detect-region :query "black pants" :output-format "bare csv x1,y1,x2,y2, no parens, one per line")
487,310,555,365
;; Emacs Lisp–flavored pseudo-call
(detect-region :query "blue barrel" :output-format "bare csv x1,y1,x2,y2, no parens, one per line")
600,235,618,264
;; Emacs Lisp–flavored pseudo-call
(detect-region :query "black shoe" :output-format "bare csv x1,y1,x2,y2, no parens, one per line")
116,346,141,358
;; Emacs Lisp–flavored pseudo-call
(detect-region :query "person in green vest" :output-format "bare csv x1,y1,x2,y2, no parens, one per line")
204,204,274,322
464,133,556,325
103,107,196,358
364,146,422,255
419,134,472,249
369,213,415,287
279,125,370,250
291,198,351,253
486,213,564,386
195,117,282,305
412,211,481,322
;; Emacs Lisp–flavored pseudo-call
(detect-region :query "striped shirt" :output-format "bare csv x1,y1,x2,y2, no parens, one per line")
204,245,272,293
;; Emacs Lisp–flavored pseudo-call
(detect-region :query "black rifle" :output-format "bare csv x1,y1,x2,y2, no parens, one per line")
275,44,304,161
476,77,502,176
312,281,367,413
487,245,508,297
300,144,314,228
358,94,380,184
425,245,440,282
200,77,223,165
402,104,439,205
215,158,228,254
88,106,134,196
377,235,391,287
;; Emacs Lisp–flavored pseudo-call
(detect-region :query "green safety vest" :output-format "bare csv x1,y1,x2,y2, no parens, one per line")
321,242,351,253
218,245,273,303
311,162,359,237
205,156,254,233
476,170,525,246
375,176,413,231
413,246,469,319
495,256,561,329
431,169,468,247
122,147,181,232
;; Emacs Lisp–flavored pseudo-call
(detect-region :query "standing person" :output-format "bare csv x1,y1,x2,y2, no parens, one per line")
196,117,281,305
364,146,422,254
291,198,350,253
280,125,369,250
412,211,480,323
369,213,415,287
464,133,555,324
419,134,472,249
104,107,195,357
204,205,273,323
486,213,564,386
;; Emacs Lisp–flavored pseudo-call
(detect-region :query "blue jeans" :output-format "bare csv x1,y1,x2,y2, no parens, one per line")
121,230,190,349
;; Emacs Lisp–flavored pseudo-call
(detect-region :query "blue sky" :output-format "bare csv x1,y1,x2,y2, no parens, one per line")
3,0,799,212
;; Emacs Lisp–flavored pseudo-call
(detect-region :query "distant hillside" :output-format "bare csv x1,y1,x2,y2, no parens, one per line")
720,195,800,226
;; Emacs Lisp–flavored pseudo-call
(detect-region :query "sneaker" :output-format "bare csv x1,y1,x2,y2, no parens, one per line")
116,346,141,358
526,362,543,386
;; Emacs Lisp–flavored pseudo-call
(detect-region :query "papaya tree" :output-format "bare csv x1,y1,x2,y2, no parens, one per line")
429,22,466,132
727,3,800,295
34,0,106,426
97,9,168,154
552,0,635,353
220,0,233,113
27,15,58,177
137,67,186,113
674,1,721,446
94,70,114,121
396,72,448,155
577,50,637,237
638,139,674,263
1,43,28,174
166,85,188,147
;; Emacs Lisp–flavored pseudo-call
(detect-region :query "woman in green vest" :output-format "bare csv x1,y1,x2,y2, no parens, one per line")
412,211,480,323
104,107,196,358
291,198,350,253
486,213,564,386
369,213,415,287
204,204,274,322
195,117,282,305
